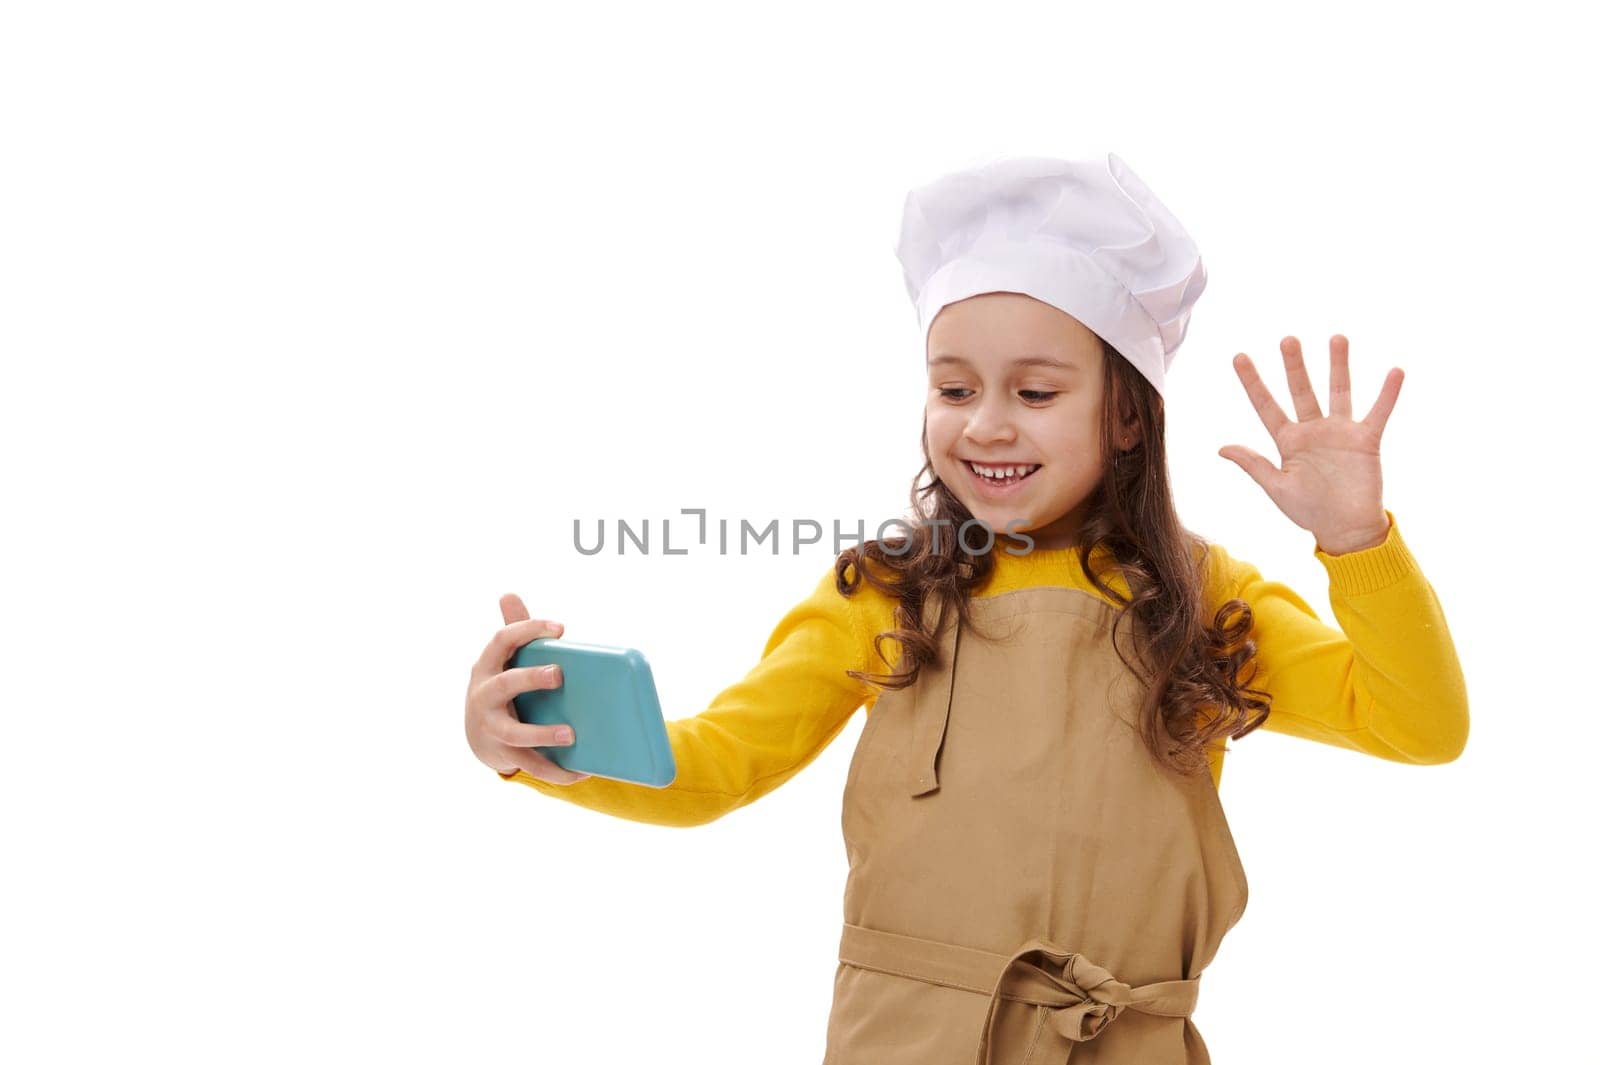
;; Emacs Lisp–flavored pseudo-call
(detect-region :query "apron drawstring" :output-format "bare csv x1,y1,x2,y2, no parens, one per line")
836,923,1202,1065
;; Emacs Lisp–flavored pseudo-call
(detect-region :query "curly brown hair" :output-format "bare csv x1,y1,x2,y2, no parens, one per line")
834,335,1272,779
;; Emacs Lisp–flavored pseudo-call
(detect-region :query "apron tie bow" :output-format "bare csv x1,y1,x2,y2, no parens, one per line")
974,938,1200,1065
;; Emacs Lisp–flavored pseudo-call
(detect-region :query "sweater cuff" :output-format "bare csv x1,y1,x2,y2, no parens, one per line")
1312,509,1418,595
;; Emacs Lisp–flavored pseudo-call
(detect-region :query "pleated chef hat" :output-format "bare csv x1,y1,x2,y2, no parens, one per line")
893,152,1207,399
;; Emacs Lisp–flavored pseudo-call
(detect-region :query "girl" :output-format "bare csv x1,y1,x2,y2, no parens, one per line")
464,154,1470,1064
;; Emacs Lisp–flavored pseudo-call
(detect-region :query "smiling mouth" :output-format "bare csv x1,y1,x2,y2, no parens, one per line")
964,460,1042,487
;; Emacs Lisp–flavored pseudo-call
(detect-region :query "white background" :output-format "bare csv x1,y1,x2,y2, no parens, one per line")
4,1,1595,1062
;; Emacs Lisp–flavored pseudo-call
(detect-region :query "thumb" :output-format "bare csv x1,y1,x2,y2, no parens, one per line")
1218,446,1282,494
499,593,531,626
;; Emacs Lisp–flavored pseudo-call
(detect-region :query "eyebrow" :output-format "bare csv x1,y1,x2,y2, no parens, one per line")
928,354,1083,372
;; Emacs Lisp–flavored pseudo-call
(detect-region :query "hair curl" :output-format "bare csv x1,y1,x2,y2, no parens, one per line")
834,335,1272,779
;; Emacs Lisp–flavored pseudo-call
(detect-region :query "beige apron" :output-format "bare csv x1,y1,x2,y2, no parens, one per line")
823,585,1249,1064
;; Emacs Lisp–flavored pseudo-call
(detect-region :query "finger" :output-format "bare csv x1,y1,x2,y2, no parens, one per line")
1217,444,1285,495
1280,336,1324,422
489,712,578,750
471,617,564,685
484,663,564,710
1362,367,1405,437
1328,334,1352,420
1232,353,1290,438
501,748,592,786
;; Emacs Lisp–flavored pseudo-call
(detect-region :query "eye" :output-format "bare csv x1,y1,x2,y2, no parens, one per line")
937,388,973,401
1020,390,1059,403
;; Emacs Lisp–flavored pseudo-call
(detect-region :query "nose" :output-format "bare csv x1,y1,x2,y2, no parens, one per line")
962,395,1017,447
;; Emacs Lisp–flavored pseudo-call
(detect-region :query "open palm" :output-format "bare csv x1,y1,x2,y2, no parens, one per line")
1219,334,1402,555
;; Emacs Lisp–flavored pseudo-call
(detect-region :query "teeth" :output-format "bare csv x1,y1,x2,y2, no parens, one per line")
971,462,1038,480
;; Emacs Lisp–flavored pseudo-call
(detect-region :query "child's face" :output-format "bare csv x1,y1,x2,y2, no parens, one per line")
924,292,1115,553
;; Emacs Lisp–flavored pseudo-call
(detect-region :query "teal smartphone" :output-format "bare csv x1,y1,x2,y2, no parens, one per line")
508,638,676,788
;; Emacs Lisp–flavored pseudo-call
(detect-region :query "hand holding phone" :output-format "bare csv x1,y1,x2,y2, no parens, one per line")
464,593,591,785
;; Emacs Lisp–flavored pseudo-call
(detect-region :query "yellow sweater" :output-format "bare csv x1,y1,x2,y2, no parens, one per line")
499,509,1469,826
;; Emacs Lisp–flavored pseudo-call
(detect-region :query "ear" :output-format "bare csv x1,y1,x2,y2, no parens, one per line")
1105,370,1143,452
1116,412,1142,451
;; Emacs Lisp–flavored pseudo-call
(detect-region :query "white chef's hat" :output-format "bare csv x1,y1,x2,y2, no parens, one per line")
893,152,1207,399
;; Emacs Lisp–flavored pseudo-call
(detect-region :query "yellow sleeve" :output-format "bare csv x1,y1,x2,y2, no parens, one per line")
1220,509,1470,765
496,566,880,827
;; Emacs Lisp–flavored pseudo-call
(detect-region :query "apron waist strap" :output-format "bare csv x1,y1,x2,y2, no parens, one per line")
838,922,1202,1065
